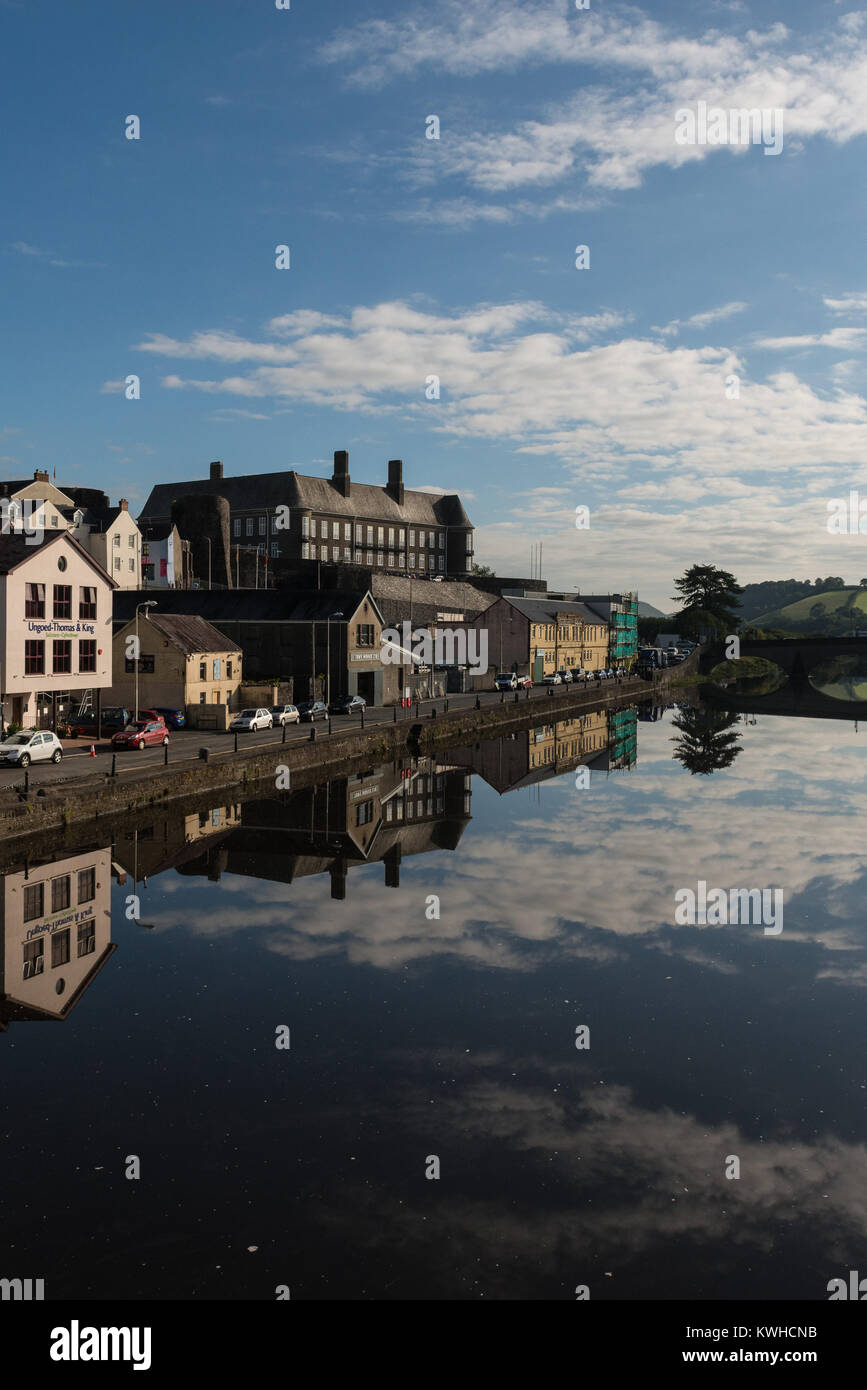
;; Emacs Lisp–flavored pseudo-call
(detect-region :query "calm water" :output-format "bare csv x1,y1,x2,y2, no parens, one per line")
2,702,866,1301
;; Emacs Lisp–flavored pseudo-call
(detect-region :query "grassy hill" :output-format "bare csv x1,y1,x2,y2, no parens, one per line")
754,587,867,634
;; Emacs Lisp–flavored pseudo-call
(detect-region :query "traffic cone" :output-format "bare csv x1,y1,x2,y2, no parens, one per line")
89,743,96,758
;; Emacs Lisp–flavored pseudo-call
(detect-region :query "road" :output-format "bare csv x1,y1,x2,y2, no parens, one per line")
0,677,643,789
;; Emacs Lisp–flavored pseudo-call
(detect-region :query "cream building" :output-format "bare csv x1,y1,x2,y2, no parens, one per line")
0,471,142,590
0,532,115,730
108,612,243,714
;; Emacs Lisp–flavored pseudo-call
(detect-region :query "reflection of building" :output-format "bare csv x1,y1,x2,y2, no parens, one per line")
113,763,472,897
0,847,115,1028
449,707,636,791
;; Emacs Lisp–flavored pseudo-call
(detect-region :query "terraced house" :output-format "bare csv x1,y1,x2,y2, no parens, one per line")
473,594,612,681
138,453,475,582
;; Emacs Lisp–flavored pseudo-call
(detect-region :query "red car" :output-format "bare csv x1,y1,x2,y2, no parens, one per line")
111,717,169,751
518,675,533,689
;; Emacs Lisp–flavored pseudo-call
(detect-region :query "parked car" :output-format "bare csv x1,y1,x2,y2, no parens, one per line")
0,729,63,767
542,673,562,686
69,705,131,738
518,674,533,688
155,707,186,729
557,669,573,683
329,695,366,715
494,672,518,691
111,718,169,751
594,669,608,680
270,704,300,726
297,700,328,722
229,708,273,732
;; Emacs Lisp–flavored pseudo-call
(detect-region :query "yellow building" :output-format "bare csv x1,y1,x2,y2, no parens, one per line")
109,612,243,715
527,605,609,676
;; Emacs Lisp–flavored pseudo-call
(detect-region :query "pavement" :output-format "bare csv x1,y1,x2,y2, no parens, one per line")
0,677,645,789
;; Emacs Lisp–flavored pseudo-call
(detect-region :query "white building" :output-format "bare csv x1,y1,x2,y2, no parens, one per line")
0,471,142,590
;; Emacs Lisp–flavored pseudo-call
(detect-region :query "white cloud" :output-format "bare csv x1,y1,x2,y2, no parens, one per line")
824,292,867,315
657,301,748,337
754,327,867,351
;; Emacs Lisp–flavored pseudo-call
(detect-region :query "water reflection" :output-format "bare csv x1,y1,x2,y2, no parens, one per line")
1,700,866,1300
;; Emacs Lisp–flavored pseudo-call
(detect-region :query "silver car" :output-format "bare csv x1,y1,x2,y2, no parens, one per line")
1,729,63,767
270,704,300,726
230,707,273,732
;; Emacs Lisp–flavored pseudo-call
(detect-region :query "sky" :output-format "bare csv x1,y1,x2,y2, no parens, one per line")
3,0,867,609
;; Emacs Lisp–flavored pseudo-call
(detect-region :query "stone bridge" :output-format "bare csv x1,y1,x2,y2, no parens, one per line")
699,636,867,721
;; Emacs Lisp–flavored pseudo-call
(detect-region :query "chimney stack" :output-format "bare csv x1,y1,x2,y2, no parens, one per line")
119,498,129,511
387,458,404,506
209,461,223,482
34,469,49,484
331,449,351,498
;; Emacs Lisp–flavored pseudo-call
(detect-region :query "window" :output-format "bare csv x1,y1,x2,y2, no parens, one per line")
355,801,374,826
301,541,310,560
388,553,395,568
311,519,317,537
233,518,241,537
271,515,279,533
259,516,266,535
428,555,435,571
333,546,340,562
409,553,416,568
399,529,405,545
79,639,97,672
438,555,445,571
199,691,206,704
271,542,279,558
438,532,445,548
301,515,310,538
388,527,395,546
366,551,373,566
212,658,221,680
366,525,373,544
142,564,154,581
125,654,154,673
343,546,350,561
77,921,95,958
51,929,70,968
113,533,120,547
377,553,383,566
377,526,384,545
199,661,206,680
226,660,233,678
25,582,45,618
344,522,351,541
23,938,44,979
114,557,121,571
465,533,473,553
245,518,253,536
50,514,58,527
78,867,96,903
53,584,71,618
24,881,44,922
356,624,375,647
24,640,44,675
79,586,96,619
53,640,72,674
51,875,71,913
428,531,435,549
354,549,362,563
409,530,416,546
128,533,135,547
398,552,405,568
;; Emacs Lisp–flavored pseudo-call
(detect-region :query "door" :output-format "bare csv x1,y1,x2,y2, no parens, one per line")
357,672,375,703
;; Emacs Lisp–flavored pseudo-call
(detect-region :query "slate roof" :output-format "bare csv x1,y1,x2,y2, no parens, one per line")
139,469,472,528
112,587,382,627
496,595,610,625
124,611,243,655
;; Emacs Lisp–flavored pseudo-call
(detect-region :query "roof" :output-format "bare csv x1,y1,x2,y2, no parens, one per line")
0,478,75,506
0,530,117,585
60,504,131,532
139,468,472,528
112,587,383,627
118,611,243,655
494,595,610,625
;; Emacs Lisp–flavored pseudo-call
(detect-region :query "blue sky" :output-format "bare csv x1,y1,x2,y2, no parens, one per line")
3,0,867,607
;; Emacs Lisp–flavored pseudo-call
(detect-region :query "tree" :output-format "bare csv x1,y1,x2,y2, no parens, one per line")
472,564,495,577
672,565,743,634
671,708,742,776
860,578,867,588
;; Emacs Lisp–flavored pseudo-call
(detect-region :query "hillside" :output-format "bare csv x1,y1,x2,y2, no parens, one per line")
754,587,867,634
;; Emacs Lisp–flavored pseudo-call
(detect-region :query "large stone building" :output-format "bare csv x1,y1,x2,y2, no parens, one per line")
0,532,115,730
137,453,475,583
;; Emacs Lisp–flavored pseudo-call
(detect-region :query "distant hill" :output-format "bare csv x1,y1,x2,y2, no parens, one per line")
753,587,867,634
738,577,853,623
637,601,667,618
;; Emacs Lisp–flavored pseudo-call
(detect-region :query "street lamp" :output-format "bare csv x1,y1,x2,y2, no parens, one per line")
326,611,343,707
205,537,212,591
134,601,157,719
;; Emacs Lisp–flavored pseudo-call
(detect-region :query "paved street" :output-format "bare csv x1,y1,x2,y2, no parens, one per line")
0,677,644,788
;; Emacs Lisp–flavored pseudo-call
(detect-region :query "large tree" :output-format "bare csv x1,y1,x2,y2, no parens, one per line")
672,564,743,634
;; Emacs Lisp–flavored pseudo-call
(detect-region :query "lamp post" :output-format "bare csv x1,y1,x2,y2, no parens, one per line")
134,601,157,719
206,537,212,590
326,611,343,707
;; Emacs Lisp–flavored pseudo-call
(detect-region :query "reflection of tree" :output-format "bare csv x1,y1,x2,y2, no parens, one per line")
671,707,742,775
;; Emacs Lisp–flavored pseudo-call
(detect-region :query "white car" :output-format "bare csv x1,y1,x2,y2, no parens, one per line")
230,708,273,732
542,673,562,686
1,729,63,767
